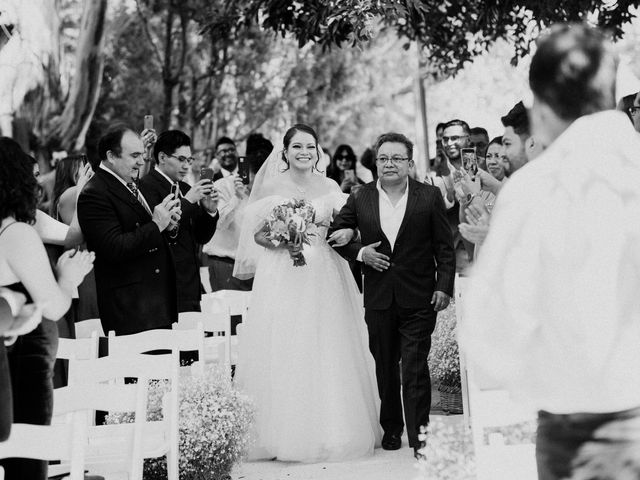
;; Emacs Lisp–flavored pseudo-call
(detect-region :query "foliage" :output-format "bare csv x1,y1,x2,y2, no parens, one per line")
428,298,460,387
414,418,476,480
105,365,254,480
204,1,640,78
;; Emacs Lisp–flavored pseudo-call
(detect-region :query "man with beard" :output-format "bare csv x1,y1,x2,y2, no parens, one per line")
212,136,238,181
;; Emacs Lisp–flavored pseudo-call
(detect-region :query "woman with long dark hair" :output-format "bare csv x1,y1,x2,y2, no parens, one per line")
327,144,364,193
0,137,93,479
50,154,84,222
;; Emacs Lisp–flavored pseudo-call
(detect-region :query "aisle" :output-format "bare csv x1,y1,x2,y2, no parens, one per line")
233,416,464,480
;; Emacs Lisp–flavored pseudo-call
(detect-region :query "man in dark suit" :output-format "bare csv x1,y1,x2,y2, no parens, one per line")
139,130,219,312
77,127,182,335
331,132,455,459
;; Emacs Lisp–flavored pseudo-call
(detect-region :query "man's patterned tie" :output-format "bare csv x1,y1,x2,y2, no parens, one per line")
126,182,139,197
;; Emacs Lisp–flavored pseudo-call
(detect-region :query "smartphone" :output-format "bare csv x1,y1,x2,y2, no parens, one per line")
237,156,250,185
170,183,179,199
143,115,154,131
344,169,356,182
200,167,215,182
460,147,478,176
80,154,88,166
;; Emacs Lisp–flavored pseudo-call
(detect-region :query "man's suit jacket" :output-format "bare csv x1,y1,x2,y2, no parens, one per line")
77,168,177,335
332,178,455,310
139,169,218,311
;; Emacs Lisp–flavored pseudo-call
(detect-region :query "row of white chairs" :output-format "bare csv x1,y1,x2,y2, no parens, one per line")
0,290,251,480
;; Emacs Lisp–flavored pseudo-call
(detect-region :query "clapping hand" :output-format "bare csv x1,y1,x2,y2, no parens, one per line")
57,249,95,287
76,163,94,193
361,241,390,272
327,228,355,247
459,197,491,245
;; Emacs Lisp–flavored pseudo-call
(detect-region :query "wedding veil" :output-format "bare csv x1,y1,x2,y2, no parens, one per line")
232,139,329,280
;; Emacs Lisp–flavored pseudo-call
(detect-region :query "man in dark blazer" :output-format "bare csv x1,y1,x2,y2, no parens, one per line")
78,127,182,335
139,130,219,312
331,132,455,459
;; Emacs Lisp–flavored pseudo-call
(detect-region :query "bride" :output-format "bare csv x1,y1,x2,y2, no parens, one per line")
234,124,381,462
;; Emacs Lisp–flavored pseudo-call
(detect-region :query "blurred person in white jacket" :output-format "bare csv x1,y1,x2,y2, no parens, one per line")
459,23,640,480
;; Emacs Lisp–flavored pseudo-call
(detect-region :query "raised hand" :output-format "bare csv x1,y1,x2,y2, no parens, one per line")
361,241,390,272
153,194,181,231
185,179,214,204
76,163,94,193
327,228,355,247
200,189,219,214
140,128,157,161
233,175,250,199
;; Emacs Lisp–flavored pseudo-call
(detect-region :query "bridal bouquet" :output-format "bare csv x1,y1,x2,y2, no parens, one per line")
265,198,321,267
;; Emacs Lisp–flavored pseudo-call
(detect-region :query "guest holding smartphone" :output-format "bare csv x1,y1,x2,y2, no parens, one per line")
139,130,219,312
327,144,365,193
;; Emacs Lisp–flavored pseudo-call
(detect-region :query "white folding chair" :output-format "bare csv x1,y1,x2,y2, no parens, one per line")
107,328,205,362
57,332,99,362
0,413,87,480
201,290,251,317
51,352,180,480
174,311,231,368
74,318,105,339
456,275,537,480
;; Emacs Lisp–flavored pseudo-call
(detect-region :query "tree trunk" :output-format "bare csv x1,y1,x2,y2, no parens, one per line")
50,0,107,152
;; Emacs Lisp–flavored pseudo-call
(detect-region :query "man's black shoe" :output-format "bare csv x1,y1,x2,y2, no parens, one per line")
381,432,402,450
414,447,426,460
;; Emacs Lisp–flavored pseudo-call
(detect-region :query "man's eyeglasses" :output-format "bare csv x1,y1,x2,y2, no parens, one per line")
442,135,469,143
167,153,195,165
628,106,640,116
376,156,409,165
216,147,236,155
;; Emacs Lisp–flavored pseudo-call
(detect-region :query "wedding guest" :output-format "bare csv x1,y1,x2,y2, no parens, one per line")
50,154,83,221
360,147,377,181
460,23,640,480
0,137,94,479
212,136,239,181
458,102,543,248
139,130,219,312
469,126,489,170
77,127,182,335
201,134,272,292
327,144,365,193
484,137,507,181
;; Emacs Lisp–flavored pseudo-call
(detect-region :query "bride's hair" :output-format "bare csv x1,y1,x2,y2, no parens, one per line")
281,123,323,173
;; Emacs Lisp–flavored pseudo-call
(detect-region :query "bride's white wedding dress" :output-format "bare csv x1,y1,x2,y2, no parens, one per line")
235,192,381,462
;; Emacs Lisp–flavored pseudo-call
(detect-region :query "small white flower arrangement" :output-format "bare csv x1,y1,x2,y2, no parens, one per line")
105,364,254,480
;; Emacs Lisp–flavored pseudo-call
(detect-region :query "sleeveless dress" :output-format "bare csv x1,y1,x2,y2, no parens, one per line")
235,193,381,462
0,221,59,480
